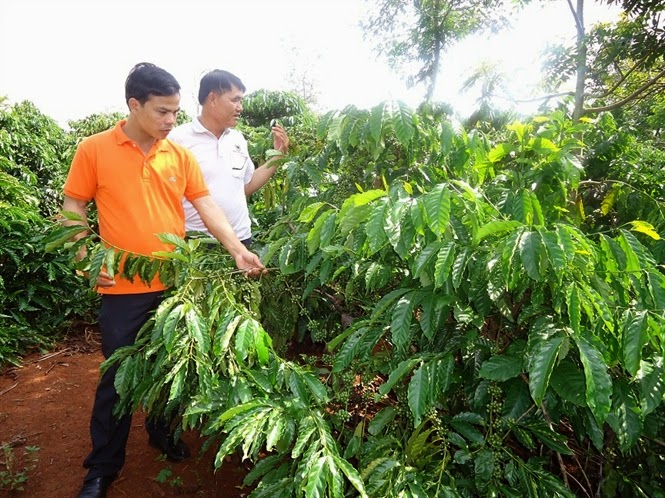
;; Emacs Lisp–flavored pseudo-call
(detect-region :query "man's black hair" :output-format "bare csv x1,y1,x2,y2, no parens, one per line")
125,62,181,105
198,69,246,105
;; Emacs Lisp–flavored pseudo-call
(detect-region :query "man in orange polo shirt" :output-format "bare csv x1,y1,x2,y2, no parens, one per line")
62,62,265,498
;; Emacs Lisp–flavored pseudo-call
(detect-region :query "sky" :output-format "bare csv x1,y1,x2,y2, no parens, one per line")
0,0,621,128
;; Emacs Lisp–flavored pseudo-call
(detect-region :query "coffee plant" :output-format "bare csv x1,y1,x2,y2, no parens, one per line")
18,92,665,495
253,105,665,496
0,101,97,366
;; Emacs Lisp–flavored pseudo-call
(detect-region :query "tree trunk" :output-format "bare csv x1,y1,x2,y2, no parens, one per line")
572,0,586,121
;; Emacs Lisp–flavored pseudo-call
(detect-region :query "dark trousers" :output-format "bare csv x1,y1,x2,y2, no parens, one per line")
83,291,168,481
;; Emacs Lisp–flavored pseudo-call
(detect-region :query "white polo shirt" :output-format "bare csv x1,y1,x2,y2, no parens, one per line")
168,118,255,240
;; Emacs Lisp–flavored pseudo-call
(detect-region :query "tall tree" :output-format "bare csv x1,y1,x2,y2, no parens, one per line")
361,0,512,102
543,0,664,120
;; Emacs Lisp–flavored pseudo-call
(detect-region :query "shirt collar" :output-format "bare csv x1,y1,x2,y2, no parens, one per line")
112,119,169,151
193,117,231,138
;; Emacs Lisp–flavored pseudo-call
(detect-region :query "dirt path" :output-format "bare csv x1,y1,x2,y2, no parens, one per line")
0,329,249,497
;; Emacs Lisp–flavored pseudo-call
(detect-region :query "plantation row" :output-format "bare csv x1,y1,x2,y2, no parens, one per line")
3,93,665,496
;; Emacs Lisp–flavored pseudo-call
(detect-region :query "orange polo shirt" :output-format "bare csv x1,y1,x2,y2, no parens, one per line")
63,120,209,294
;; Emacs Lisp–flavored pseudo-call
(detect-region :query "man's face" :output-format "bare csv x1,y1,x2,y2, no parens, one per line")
131,94,180,140
210,85,244,129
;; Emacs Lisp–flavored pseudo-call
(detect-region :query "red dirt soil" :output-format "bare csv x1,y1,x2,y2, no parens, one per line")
0,328,250,498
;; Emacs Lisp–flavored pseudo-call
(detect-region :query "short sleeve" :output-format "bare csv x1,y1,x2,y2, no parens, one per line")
63,141,97,201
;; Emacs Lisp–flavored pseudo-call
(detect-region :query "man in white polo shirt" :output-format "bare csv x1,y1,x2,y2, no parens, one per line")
168,69,289,246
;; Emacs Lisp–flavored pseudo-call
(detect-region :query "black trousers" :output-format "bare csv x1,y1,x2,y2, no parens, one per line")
83,291,170,481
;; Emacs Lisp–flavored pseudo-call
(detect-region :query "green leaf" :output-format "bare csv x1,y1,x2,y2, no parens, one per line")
365,198,389,255
487,143,515,163
512,189,533,225
332,454,369,498
621,310,648,377
162,304,184,353
58,210,86,222
440,121,454,155
556,224,576,263
299,202,327,223
288,369,309,403
599,234,621,275
503,379,532,420
364,262,391,293
304,455,327,498
406,427,434,463
307,210,334,255
185,307,209,355
540,229,566,273
583,409,604,450
168,363,187,402
332,326,367,373
575,334,612,425
529,137,559,155
450,420,485,446
43,224,88,252
214,313,242,355
151,250,188,264
608,380,642,451
292,420,316,459
371,288,410,322
156,232,190,251
550,361,586,406
262,236,288,265
255,325,271,366
618,230,643,273
266,413,286,451
452,412,485,425
339,204,372,235
88,247,107,288
429,355,455,400
243,454,282,486
235,318,258,363
526,422,572,455
413,240,443,279
451,247,469,290
529,335,564,405
369,102,386,143
317,110,336,140
377,358,420,397
637,357,665,416
319,212,337,248
479,354,523,381
408,363,430,426
114,356,135,399
339,189,386,220
648,270,665,310
434,241,456,288
423,184,451,237
391,292,417,349
566,285,581,333
368,407,397,436
396,204,417,259
419,293,454,340
475,220,522,244
474,449,494,492
519,231,543,281
303,372,329,404
392,100,415,146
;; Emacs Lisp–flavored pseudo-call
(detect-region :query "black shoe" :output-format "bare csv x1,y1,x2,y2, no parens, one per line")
76,475,116,498
148,435,191,462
